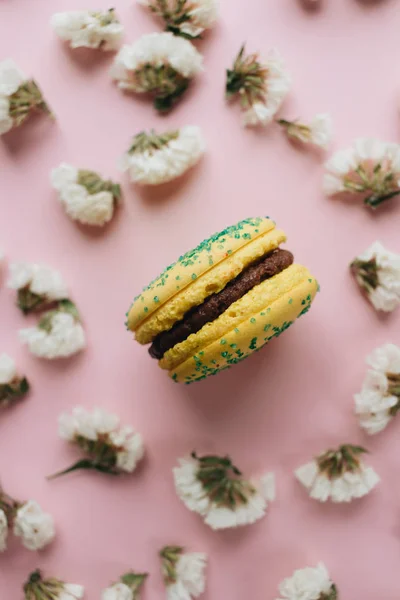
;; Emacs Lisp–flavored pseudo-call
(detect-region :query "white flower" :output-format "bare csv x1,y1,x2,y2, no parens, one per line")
20,309,86,359
355,343,400,434
0,353,17,384
323,138,400,207
161,547,207,600
119,126,205,185
24,572,84,600
0,60,51,135
59,406,120,441
139,0,218,38
295,444,380,503
111,33,203,111
111,427,145,473
276,563,336,600
51,163,120,227
54,407,144,478
227,46,291,127
278,113,332,149
51,9,123,51
350,241,400,312
8,262,68,312
59,583,85,600
13,500,55,550
0,59,25,96
173,454,275,530
102,572,147,600
0,509,8,552
102,583,133,600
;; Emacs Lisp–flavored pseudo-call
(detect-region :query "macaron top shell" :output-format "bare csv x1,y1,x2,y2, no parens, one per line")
127,217,275,332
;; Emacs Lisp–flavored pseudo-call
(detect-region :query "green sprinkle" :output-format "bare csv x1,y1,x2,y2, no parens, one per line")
288,298,293,304
250,317,256,323
191,273,197,280
144,307,148,313
220,339,227,345
153,296,159,303
249,337,258,350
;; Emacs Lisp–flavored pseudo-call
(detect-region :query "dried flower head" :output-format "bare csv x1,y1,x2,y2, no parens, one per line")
24,570,84,600
295,444,380,503
51,163,121,226
0,353,29,406
19,300,86,359
102,572,148,600
276,563,337,600
173,452,275,530
350,241,400,312
160,546,207,599
139,0,218,39
323,138,400,208
226,45,290,127
8,262,68,314
51,9,123,51
0,489,55,552
49,406,145,479
111,32,203,111
0,59,52,135
355,343,400,435
119,126,205,185
278,113,332,149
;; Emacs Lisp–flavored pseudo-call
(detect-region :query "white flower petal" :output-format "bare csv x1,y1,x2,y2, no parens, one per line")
0,509,8,552
0,353,17,384
0,59,26,96
295,460,318,489
51,163,78,190
13,500,55,550
102,582,133,600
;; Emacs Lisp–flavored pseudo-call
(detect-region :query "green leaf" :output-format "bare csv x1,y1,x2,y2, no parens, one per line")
47,459,100,480
120,572,148,597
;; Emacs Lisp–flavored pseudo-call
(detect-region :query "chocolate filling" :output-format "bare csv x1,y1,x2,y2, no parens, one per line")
149,248,294,359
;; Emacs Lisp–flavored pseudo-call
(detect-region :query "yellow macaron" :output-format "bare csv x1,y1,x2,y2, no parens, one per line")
127,217,318,383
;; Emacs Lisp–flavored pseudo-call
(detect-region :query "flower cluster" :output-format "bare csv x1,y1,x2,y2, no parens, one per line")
173,452,275,530
295,444,380,503
0,59,52,135
160,545,207,600
0,353,29,406
111,32,203,112
102,572,148,600
139,0,218,39
226,45,291,127
355,343,400,435
8,262,68,313
276,563,337,600
24,570,84,600
0,489,55,552
51,163,121,226
350,241,400,313
8,262,86,358
51,9,123,51
20,301,86,359
323,138,400,208
119,126,205,185
50,406,145,478
278,113,332,149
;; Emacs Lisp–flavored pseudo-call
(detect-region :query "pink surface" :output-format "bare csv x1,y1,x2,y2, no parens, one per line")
1,0,400,598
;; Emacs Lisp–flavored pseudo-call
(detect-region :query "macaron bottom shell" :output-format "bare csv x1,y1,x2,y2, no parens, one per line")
168,276,318,384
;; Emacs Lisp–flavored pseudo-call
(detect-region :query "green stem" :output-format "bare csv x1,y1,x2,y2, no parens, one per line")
365,189,400,208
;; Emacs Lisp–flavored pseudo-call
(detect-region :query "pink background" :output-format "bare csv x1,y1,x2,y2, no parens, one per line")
1,0,400,597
